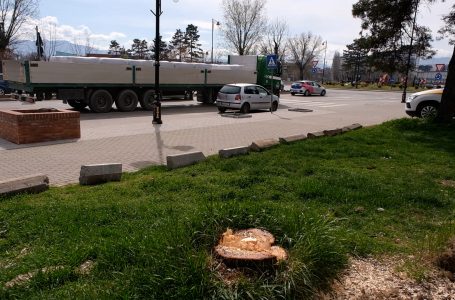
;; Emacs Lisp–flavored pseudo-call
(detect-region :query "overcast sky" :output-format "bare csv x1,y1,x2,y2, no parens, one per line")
24,0,453,61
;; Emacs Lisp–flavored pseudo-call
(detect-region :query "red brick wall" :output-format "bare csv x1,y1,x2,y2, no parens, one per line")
0,109,80,144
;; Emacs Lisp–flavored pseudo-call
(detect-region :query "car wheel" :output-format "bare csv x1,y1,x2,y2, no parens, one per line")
115,89,138,112
67,99,88,110
0,88,5,96
271,101,278,112
418,102,439,119
240,103,250,114
89,89,113,113
291,92,295,96
218,107,227,113
304,90,310,96
320,90,326,96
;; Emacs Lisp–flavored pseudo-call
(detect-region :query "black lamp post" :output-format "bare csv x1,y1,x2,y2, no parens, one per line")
151,0,179,125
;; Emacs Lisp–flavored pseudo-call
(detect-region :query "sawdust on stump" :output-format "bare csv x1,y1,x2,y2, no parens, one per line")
214,228,287,268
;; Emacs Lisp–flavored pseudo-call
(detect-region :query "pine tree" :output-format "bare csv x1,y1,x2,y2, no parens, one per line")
184,24,203,62
150,36,169,60
169,29,187,62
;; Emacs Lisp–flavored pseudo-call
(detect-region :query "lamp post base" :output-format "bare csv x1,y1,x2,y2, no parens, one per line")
152,100,162,124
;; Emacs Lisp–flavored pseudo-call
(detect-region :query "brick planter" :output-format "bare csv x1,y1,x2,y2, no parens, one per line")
0,108,80,144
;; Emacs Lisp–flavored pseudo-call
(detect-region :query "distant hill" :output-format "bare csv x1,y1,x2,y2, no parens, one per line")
420,57,450,66
13,40,107,56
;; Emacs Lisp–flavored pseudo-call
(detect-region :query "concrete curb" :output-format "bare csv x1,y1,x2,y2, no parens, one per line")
279,134,307,144
323,128,343,137
0,174,49,197
219,146,250,158
250,139,280,152
167,151,206,169
342,123,363,132
307,131,325,139
79,163,122,185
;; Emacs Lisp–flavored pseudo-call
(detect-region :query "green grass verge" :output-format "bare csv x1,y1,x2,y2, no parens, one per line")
1,118,455,299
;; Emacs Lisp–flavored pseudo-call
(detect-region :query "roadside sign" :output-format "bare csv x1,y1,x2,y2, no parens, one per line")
312,60,319,68
266,54,278,70
435,73,443,80
435,64,446,72
311,67,317,74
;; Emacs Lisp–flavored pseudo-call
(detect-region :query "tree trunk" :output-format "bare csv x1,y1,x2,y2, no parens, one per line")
436,45,455,123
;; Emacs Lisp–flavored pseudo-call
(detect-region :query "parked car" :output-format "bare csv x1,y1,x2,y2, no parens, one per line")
0,73,12,95
290,80,326,96
216,83,279,113
406,88,443,119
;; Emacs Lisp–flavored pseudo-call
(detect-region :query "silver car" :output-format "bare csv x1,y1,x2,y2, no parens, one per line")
290,80,326,96
216,83,279,113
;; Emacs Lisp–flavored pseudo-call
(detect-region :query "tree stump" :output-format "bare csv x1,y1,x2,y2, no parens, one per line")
215,228,287,268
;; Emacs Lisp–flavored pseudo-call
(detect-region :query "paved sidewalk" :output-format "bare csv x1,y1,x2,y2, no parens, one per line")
0,90,406,186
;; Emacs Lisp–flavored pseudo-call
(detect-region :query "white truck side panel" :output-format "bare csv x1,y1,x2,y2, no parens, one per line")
29,61,132,84
135,64,206,85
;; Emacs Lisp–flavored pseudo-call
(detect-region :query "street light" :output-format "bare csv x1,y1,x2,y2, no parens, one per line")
150,0,179,125
211,19,221,64
321,41,327,84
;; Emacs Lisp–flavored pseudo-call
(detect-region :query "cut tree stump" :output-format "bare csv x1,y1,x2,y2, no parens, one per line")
215,228,287,268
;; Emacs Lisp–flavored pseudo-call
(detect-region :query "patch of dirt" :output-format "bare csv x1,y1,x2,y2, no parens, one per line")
441,180,455,188
319,257,455,299
437,239,455,274
4,266,64,288
76,260,95,275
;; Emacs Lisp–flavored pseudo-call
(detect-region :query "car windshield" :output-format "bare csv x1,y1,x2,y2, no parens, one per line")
220,85,241,94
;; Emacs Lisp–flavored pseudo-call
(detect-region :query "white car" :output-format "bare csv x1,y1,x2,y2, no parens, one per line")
406,88,443,118
216,83,279,113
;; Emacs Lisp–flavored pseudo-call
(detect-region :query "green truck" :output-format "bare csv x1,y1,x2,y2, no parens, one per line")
3,55,281,113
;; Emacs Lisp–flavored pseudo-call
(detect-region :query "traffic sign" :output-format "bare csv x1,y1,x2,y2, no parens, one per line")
266,54,278,70
435,73,443,80
312,60,319,68
311,67,317,74
435,64,446,72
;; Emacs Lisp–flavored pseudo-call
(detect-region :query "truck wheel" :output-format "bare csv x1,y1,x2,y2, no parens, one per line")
89,89,113,113
45,92,53,100
67,99,88,110
116,89,138,112
35,92,44,101
140,90,155,111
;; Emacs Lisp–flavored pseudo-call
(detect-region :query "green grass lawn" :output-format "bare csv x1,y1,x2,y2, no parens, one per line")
1,119,455,299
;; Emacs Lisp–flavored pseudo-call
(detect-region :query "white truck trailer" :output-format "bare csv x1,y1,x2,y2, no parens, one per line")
2,55,281,113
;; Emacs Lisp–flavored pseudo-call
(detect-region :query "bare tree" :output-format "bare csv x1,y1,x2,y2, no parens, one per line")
221,0,267,55
287,32,324,80
259,19,288,57
0,0,39,59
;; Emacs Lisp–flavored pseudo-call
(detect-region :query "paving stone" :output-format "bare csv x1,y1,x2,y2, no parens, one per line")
250,139,280,152
0,174,49,197
307,131,325,139
79,163,122,185
323,128,343,137
279,134,307,144
167,151,206,169
219,146,250,158
342,123,363,132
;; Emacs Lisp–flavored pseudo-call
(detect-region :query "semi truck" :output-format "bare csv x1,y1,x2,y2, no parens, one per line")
2,55,281,113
